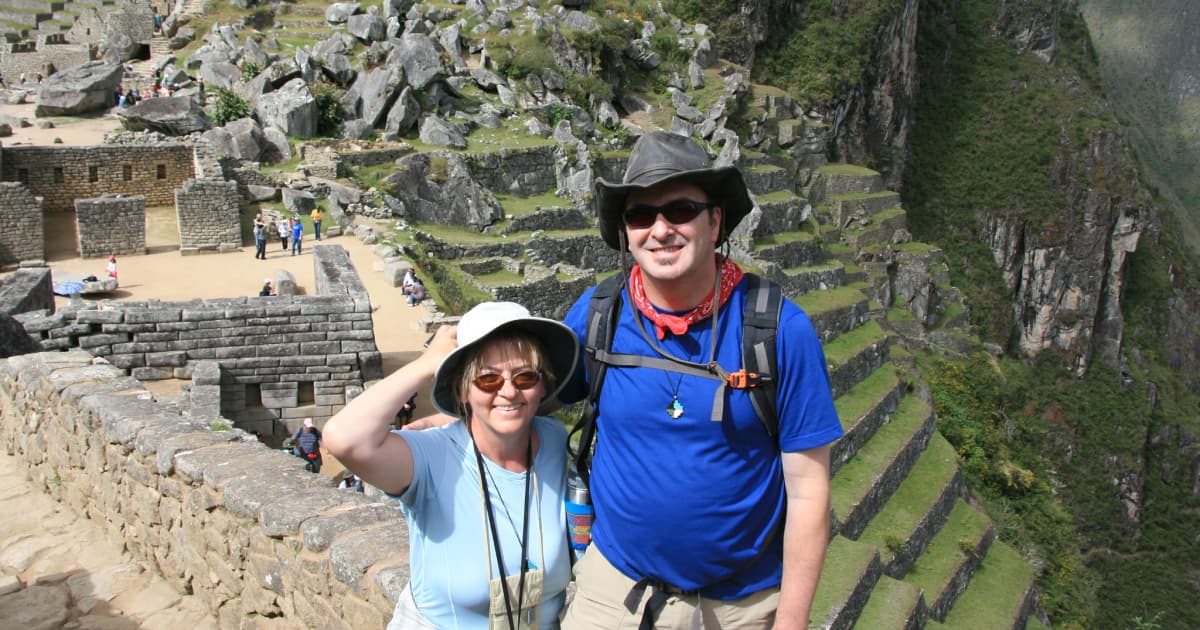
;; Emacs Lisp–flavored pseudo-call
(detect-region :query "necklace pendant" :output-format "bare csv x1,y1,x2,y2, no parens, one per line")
667,397,684,419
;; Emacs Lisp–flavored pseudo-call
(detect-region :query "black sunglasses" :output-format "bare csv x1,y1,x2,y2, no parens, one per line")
471,370,543,393
622,199,717,230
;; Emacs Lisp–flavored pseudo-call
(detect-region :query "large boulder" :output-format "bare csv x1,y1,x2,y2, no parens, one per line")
35,62,123,117
383,86,420,137
0,312,42,358
418,114,466,148
117,96,212,135
256,78,318,137
325,2,361,24
347,14,386,42
383,152,502,230
202,117,264,161
342,66,404,127
388,33,446,90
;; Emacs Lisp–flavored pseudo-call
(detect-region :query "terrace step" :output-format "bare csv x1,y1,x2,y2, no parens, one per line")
753,190,810,237
830,362,906,475
742,162,792,195
831,394,936,539
814,190,902,227
840,205,908,249
773,260,846,298
855,575,926,630
936,541,1038,630
753,229,822,268
823,319,891,399
809,535,881,630
794,285,870,340
856,432,964,578
807,163,885,203
904,499,996,622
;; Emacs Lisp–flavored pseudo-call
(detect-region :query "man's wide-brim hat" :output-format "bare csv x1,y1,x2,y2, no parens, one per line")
594,131,753,250
431,302,579,417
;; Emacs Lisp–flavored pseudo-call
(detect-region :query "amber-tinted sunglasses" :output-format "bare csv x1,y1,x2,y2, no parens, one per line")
471,370,543,393
622,199,717,229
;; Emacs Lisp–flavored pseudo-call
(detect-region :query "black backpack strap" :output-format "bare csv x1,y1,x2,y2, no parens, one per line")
740,274,782,440
570,273,626,486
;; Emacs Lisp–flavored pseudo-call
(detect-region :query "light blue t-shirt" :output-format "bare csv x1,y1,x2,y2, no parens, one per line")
395,417,571,629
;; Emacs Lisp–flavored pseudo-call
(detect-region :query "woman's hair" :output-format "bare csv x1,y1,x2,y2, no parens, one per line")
453,330,555,417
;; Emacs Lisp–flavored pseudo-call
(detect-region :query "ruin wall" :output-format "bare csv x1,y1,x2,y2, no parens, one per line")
75,193,146,257
0,182,44,264
0,37,91,81
12,246,382,434
175,177,240,253
0,350,407,628
0,144,196,212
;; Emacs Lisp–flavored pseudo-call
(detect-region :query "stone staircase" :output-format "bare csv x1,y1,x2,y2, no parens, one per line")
411,156,1044,628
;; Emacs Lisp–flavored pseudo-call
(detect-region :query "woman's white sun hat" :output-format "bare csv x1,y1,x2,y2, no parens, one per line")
431,302,579,417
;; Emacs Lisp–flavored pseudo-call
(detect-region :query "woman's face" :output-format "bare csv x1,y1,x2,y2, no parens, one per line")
463,341,546,442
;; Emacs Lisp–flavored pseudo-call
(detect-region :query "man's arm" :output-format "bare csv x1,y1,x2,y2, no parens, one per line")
774,444,833,629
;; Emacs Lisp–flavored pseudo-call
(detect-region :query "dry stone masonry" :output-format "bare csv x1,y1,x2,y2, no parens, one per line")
174,178,240,253
1,144,197,212
0,351,407,628
74,193,146,258
0,182,43,265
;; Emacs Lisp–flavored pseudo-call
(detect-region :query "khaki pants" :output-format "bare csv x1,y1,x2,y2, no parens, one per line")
561,545,779,630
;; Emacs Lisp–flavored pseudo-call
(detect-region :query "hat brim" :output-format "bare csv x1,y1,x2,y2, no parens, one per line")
594,166,753,250
431,318,579,418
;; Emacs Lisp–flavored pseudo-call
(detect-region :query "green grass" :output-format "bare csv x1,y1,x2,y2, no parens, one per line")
831,394,932,525
854,576,923,629
794,285,866,317
470,267,524,286
939,541,1034,629
809,535,880,627
496,190,569,217
903,499,993,606
856,432,959,565
755,189,802,204
833,363,903,431
822,320,887,369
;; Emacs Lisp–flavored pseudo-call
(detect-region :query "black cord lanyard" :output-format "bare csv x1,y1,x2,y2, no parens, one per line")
475,437,533,630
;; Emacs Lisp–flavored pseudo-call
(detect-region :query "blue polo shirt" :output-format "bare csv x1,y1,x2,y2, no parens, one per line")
561,276,843,599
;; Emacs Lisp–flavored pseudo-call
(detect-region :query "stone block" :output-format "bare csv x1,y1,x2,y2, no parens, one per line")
300,501,406,552
329,522,409,589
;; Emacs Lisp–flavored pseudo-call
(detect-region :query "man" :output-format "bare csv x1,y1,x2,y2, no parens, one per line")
252,214,267,260
258,278,274,296
559,131,843,629
291,218,303,256
310,207,324,241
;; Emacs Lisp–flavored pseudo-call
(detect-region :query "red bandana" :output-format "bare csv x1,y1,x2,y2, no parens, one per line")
629,255,744,339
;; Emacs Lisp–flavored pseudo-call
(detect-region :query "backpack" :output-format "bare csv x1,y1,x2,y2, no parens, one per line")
570,272,783,484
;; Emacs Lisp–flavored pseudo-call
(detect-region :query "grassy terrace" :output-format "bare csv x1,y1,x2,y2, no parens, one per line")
833,364,903,437
817,163,879,177
496,190,570,217
854,576,923,629
903,499,993,612
471,267,524,286
935,541,1034,630
794,285,864,317
831,394,932,528
810,535,880,627
822,319,887,369
755,189,803,204
783,259,843,275
857,433,960,566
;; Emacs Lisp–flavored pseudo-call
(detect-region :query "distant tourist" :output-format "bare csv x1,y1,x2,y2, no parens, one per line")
292,418,323,473
253,214,267,260
290,218,303,256
407,277,426,307
106,255,118,283
338,472,364,492
310,207,324,241
401,268,417,294
258,278,274,296
0,72,5,88
277,217,289,251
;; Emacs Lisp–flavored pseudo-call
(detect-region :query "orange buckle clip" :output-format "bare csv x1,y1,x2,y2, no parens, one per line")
727,370,761,389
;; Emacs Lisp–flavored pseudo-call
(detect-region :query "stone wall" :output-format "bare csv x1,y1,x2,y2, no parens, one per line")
0,182,44,264
0,350,408,628
0,38,91,83
464,146,558,197
75,193,146,258
13,245,380,437
0,144,196,212
175,178,240,253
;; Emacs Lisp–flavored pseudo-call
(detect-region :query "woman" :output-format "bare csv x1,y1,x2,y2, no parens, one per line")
324,302,577,629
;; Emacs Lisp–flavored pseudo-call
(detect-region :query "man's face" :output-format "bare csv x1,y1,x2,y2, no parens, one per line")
622,181,722,286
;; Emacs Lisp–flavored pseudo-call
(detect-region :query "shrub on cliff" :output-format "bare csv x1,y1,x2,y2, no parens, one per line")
211,87,251,126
